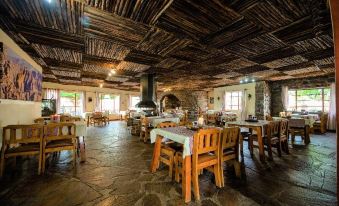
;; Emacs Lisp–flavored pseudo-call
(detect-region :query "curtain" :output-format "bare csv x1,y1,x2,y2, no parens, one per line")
328,83,336,130
241,89,248,120
281,86,289,111
43,88,60,113
81,91,86,115
95,92,100,111
221,92,226,111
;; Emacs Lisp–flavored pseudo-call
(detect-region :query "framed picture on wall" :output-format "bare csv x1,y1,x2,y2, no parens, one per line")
209,97,214,104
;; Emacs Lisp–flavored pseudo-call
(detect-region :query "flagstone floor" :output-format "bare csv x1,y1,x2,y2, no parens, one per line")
0,121,336,206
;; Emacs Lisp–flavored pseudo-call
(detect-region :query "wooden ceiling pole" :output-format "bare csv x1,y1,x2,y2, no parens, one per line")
329,0,339,201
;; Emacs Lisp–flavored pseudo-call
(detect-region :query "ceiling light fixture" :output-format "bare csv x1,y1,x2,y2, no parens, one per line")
99,83,103,88
239,76,255,84
108,73,112,77
111,70,116,74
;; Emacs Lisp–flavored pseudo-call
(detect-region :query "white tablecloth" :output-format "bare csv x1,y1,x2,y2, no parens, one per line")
150,126,195,157
73,121,87,137
226,120,270,137
273,117,315,128
148,117,180,127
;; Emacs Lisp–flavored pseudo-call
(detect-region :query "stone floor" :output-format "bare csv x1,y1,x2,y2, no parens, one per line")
0,121,336,206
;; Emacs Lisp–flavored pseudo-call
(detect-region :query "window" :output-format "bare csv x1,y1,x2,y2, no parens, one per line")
130,96,140,110
59,91,83,116
287,88,330,112
99,94,120,113
225,91,242,110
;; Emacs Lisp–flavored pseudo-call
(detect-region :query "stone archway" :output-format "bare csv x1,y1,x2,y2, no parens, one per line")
159,94,181,112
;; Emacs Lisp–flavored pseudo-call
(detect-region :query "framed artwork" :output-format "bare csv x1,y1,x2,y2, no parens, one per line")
0,43,42,102
209,97,214,104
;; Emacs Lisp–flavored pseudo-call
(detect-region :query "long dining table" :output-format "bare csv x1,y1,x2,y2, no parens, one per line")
150,126,195,203
226,120,271,162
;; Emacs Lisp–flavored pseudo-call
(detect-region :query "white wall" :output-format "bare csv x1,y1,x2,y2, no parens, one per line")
0,28,42,147
42,82,139,113
213,83,256,118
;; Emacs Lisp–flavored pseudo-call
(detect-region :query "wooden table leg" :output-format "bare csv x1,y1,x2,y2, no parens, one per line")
87,116,90,127
256,127,265,162
305,126,310,144
182,155,191,203
150,135,162,172
79,136,86,162
239,134,243,161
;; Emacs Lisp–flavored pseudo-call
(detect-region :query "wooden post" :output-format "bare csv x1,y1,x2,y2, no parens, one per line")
329,0,339,201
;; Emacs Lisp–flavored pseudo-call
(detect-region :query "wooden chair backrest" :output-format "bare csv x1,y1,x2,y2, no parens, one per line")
321,113,328,124
34,118,45,124
221,127,240,150
71,117,81,122
265,115,273,121
141,117,149,126
193,128,221,156
157,121,177,128
289,118,305,128
43,123,76,141
279,120,288,137
92,112,103,118
271,120,280,136
3,124,43,145
60,115,72,122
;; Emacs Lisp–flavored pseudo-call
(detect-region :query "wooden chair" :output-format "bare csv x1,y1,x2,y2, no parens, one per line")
175,128,222,201
90,112,105,126
249,124,273,159
265,115,273,121
140,117,151,143
34,118,45,124
60,115,72,122
264,120,289,159
313,113,328,134
219,127,241,187
288,119,306,143
207,113,217,125
41,123,77,173
156,122,179,178
278,120,289,154
0,124,44,177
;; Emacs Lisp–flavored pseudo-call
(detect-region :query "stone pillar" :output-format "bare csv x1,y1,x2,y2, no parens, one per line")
255,81,271,120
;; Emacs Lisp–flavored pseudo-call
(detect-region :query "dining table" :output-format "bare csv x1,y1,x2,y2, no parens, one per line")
147,116,180,127
226,120,271,162
273,116,312,144
150,126,195,203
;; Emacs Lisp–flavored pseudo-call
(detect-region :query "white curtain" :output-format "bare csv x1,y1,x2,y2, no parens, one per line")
241,89,248,120
328,83,336,130
43,88,60,113
95,92,100,111
281,86,289,111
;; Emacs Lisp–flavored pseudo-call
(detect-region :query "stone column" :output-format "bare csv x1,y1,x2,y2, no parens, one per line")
255,81,271,120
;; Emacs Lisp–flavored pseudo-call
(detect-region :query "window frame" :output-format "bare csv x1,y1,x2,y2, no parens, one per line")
99,93,120,114
225,91,242,111
129,95,140,110
287,87,330,112
59,90,83,116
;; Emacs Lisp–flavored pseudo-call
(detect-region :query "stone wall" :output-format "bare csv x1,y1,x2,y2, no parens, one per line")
269,74,335,116
255,81,271,120
157,90,208,111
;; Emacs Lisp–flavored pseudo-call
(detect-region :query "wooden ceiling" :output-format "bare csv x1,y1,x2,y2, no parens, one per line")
0,0,334,91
